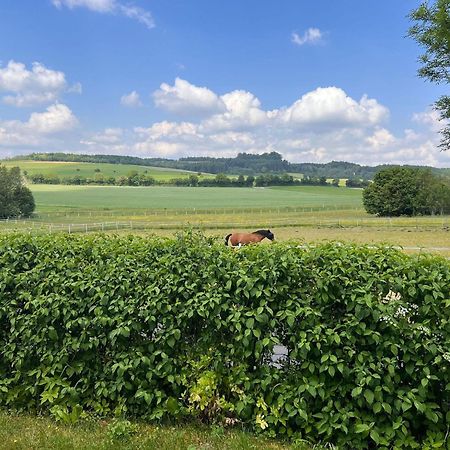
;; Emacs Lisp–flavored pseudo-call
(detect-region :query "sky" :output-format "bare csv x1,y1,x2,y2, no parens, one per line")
0,0,449,167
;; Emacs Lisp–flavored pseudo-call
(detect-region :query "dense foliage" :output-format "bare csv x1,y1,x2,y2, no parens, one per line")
26,171,336,188
0,165,35,219
0,233,449,448
346,178,371,188
409,0,450,150
12,152,450,180
363,167,450,216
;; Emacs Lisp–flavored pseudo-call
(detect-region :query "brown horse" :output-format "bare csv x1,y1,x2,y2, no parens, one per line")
225,229,274,247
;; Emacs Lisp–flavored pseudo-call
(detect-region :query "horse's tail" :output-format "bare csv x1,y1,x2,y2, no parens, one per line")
224,233,232,246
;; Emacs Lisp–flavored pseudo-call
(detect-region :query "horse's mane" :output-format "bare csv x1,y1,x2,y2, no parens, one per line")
253,229,272,238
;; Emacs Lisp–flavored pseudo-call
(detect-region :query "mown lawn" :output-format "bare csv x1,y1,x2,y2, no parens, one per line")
0,411,306,450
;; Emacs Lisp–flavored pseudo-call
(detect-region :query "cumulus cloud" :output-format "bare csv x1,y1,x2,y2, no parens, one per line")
0,103,78,147
27,103,78,133
136,81,448,166
135,121,200,139
365,128,396,149
81,127,123,146
4,76,447,167
153,78,226,116
52,0,155,29
0,60,80,107
201,90,269,133
278,87,389,127
121,91,142,107
291,28,324,46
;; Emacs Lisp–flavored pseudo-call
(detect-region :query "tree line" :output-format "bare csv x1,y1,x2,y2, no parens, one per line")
12,151,449,180
26,171,341,188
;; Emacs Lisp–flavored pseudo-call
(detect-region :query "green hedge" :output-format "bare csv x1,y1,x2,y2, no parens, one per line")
0,232,449,448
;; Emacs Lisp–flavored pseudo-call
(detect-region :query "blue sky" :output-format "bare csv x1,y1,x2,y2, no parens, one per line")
0,0,449,167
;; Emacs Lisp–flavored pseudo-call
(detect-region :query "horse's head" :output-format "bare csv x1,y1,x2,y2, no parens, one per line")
255,229,274,240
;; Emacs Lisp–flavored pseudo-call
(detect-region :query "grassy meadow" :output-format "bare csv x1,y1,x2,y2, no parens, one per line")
0,160,210,181
0,169,448,255
28,184,363,212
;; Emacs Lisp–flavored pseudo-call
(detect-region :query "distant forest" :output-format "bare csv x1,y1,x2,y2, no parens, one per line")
11,151,450,180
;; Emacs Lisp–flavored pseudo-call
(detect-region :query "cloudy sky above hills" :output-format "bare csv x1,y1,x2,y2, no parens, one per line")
0,0,449,167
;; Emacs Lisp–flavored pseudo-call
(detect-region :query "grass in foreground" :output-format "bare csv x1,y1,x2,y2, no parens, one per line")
0,411,302,450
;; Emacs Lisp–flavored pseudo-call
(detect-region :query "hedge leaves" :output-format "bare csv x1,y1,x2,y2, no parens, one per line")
0,232,449,448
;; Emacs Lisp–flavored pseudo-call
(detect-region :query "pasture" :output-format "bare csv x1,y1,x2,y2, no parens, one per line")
28,184,363,211
0,160,209,181
0,183,448,256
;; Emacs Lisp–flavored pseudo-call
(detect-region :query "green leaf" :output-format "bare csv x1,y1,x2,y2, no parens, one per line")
48,328,58,341
382,402,392,414
364,389,374,404
425,409,439,423
351,386,363,397
370,429,381,444
246,318,254,329
166,397,179,414
373,402,382,414
355,423,370,434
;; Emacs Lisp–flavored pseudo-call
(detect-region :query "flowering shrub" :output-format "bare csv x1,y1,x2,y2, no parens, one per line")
0,232,449,448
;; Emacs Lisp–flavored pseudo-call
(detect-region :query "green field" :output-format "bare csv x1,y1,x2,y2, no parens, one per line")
28,184,363,211
0,160,209,181
1,183,449,256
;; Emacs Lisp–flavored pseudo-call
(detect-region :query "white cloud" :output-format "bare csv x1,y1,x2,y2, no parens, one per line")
412,108,443,132
153,78,226,116
27,103,78,133
53,0,155,29
68,82,83,94
52,0,116,13
121,91,142,107
137,81,449,166
292,28,323,46
0,60,80,107
202,90,268,132
81,127,122,146
365,128,396,149
135,121,200,139
0,103,78,147
3,76,449,167
278,87,389,127
118,4,154,29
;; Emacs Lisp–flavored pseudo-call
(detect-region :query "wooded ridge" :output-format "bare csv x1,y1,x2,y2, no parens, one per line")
9,152,450,180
